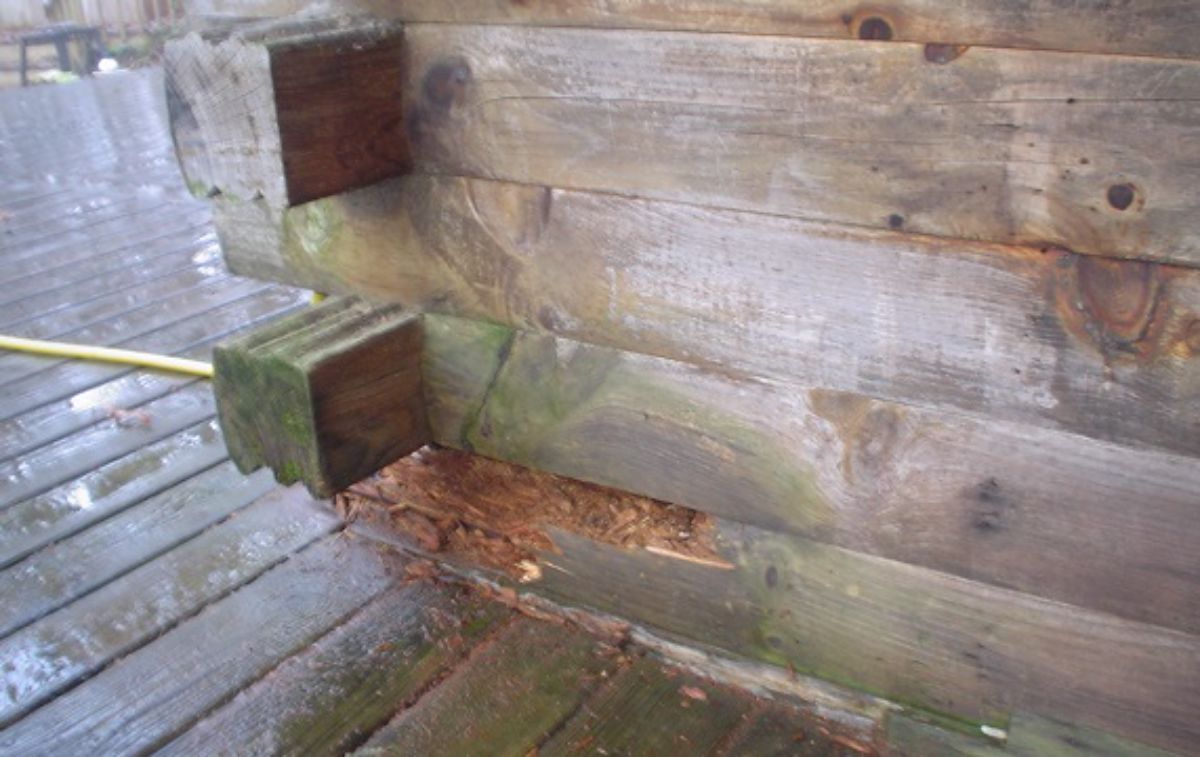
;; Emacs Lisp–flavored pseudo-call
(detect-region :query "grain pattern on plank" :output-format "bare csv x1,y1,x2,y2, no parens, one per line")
217,176,1200,457
0,286,308,420
214,296,430,497
165,18,410,207
0,420,227,569
0,381,217,508
0,535,397,757
0,464,277,639
356,617,617,757
161,584,509,756
184,0,1200,60
394,24,1200,266
540,656,750,756
0,241,220,329
0,486,337,726
529,527,1200,755
422,315,1200,634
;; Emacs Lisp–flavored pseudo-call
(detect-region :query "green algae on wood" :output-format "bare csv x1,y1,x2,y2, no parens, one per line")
213,296,431,497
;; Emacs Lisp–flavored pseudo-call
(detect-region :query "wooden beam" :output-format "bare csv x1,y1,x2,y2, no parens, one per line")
394,23,1200,266
183,0,1200,60
163,18,410,207
212,176,1200,459
419,315,1200,636
212,297,430,497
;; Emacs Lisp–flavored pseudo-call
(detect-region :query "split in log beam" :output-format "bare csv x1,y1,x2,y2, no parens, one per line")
164,17,410,207
213,296,430,497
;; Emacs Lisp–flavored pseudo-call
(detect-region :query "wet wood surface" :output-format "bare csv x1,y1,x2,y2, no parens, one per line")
218,176,1200,458
186,0,1200,60
397,24,1200,265
0,68,877,757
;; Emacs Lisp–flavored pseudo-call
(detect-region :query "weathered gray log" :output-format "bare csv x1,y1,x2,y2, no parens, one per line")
184,0,1200,60
212,297,430,497
164,18,409,207
212,176,1200,460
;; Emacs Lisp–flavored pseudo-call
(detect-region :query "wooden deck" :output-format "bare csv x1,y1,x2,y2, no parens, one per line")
0,71,872,756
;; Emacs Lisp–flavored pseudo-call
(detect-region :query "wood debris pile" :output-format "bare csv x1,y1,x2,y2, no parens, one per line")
335,446,722,578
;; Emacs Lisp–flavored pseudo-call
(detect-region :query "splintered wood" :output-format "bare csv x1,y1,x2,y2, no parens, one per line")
335,446,722,579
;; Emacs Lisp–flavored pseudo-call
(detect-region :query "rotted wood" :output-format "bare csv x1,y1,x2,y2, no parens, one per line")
163,17,410,207
213,296,431,497
213,176,1200,459
184,0,1200,60
393,24,1200,266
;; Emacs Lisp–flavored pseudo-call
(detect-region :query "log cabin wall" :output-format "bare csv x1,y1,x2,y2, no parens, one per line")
173,2,1200,753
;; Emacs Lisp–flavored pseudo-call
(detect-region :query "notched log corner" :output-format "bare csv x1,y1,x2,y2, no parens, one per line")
213,296,430,498
164,16,411,209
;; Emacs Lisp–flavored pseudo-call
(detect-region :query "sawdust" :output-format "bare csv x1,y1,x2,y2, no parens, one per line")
335,446,723,579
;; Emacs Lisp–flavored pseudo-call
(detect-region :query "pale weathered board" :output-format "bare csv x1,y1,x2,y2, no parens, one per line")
215,176,1200,457
0,382,218,509
528,527,1200,755
165,18,410,207
160,585,509,756
214,297,431,497
420,315,1200,634
0,421,227,569
0,535,398,756
0,463,278,638
185,0,1200,60
392,24,1200,266
0,486,337,726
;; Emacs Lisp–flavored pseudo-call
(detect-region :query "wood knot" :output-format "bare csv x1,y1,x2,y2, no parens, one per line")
1106,182,1139,212
923,43,969,64
856,16,894,40
1051,252,1172,363
422,59,471,109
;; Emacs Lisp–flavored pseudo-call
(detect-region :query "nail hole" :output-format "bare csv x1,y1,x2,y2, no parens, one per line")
858,17,893,40
887,213,904,229
1106,183,1136,211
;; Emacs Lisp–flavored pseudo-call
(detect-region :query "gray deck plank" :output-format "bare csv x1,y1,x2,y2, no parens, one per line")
0,298,307,460
0,535,398,756
0,463,278,638
0,420,227,569
0,239,219,329
161,583,510,757
0,486,338,727
0,381,218,508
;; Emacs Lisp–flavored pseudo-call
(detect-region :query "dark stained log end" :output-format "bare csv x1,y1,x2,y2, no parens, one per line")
164,18,411,208
213,296,431,498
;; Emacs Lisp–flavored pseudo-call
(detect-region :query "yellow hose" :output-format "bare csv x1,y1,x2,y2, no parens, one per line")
0,335,214,378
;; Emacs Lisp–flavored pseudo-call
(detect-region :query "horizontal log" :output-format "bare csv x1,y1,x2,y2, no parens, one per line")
528,525,1199,755
420,314,1200,635
213,175,1200,458
398,24,1200,266
164,18,410,207
213,297,430,496
184,0,1200,60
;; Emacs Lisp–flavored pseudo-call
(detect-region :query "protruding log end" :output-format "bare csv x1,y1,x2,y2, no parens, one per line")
213,296,430,498
164,18,411,208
